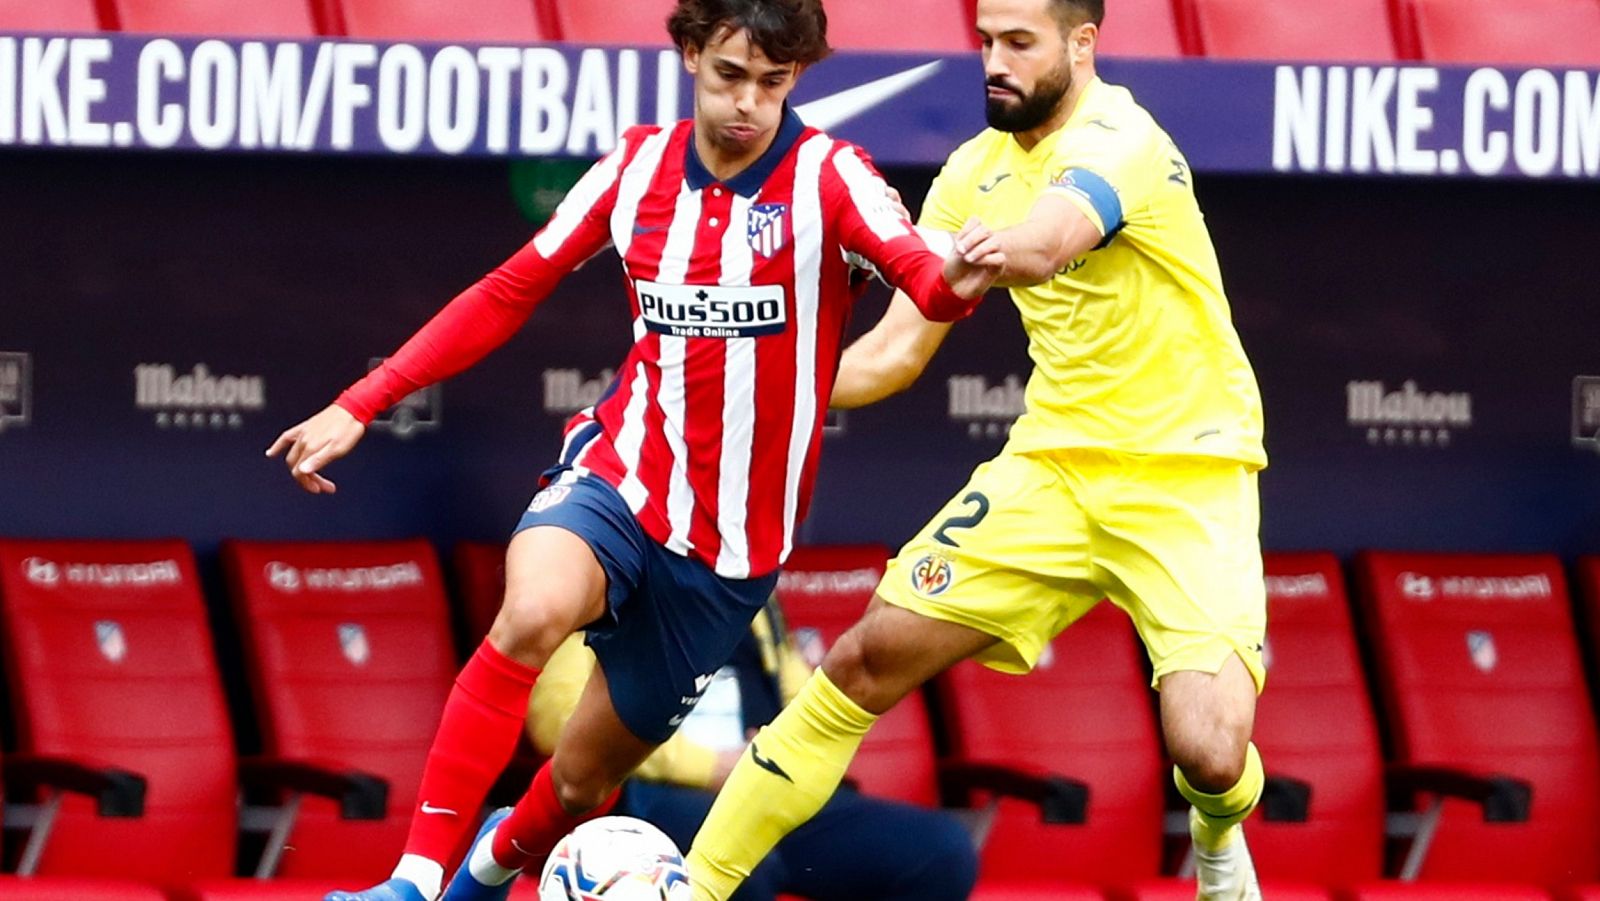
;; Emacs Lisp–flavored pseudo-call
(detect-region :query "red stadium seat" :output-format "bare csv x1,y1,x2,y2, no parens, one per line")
0,0,100,32
828,0,976,52
0,877,171,899
1250,552,1385,886
222,539,458,881
1404,0,1600,66
331,0,551,42
1097,0,1187,59
936,602,1161,891
1355,552,1600,885
776,545,940,806
184,880,360,900
106,0,317,37
1126,881,1332,900
1348,885,1553,901
452,540,507,650
1183,0,1400,61
0,539,236,886
549,0,675,45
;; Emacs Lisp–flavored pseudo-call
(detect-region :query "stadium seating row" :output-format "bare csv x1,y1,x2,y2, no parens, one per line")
3,0,1600,66
3,539,1600,900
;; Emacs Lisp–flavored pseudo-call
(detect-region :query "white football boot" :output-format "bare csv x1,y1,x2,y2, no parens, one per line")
1191,808,1262,901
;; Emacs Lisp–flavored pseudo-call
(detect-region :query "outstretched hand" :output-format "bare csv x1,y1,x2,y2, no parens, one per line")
265,404,366,494
943,217,1006,300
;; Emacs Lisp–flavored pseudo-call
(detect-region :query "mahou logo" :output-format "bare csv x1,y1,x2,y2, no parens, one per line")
543,368,615,416
135,363,265,430
1347,379,1472,448
948,374,1026,440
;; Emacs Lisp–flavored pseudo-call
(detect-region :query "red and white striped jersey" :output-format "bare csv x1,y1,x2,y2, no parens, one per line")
339,111,977,579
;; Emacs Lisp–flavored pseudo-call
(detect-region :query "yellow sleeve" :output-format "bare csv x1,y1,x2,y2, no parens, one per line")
526,634,720,789
1043,121,1159,238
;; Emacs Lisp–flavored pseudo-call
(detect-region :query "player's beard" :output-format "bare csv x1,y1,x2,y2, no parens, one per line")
985,59,1073,133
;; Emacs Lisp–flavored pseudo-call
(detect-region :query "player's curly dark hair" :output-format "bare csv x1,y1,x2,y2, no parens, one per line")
667,0,831,66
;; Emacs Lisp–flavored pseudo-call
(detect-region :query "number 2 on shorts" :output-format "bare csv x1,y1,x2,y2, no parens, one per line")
932,492,990,547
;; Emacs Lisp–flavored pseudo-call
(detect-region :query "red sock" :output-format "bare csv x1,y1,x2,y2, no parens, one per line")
490,761,619,870
402,640,541,864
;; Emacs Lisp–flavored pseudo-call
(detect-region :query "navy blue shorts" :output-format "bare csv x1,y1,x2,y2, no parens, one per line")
515,470,778,744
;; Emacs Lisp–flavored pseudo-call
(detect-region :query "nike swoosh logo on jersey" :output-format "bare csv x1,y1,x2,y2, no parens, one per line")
419,801,458,816
978,173,1012,193
793,61,944,131
633,223,664,235
749,743,793,783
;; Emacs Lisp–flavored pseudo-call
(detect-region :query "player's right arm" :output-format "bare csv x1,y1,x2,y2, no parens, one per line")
266,130,644,494
998,118,1156,287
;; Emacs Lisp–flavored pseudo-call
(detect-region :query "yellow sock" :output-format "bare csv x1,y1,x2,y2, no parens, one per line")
687,670,877,901
1176,742,1264,852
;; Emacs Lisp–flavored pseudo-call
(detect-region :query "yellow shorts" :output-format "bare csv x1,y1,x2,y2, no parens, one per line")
878,449,1266,692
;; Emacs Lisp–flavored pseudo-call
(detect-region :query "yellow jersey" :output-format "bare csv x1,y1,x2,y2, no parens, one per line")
922,77,1265,468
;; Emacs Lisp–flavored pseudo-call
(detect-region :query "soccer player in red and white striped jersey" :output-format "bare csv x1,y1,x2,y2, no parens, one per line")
266,2,1002,899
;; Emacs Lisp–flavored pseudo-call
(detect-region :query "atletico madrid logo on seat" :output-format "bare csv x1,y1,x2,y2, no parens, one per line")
339,623,371,667
95,620,127,664
748,203,790,258
1466,629,1498,674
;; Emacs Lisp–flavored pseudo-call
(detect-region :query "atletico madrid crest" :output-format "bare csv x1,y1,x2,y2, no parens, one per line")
748,203,790,258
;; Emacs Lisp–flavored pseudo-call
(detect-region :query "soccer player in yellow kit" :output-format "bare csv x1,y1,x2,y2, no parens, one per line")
686,0,1268,899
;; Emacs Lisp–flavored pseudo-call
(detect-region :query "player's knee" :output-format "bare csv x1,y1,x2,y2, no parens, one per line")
1174,739,1248,794
548,758,621,816
820,630,895,713
488,586,575,665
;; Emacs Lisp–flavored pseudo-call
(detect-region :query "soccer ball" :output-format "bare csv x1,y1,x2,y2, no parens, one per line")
538,816,692,901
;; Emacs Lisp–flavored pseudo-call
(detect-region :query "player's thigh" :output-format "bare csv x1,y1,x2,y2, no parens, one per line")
779,792,977,901
878,450,1099,674
495,475,650,661
497,528,608,638
1091,459,1267,692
